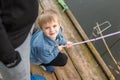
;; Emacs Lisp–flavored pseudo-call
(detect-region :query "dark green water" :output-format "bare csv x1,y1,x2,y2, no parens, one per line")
66,0,120,79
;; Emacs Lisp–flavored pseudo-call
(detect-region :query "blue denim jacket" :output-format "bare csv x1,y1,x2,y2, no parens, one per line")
30,27,67,65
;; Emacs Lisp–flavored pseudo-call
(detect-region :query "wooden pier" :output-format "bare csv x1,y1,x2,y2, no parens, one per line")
31,0,115,80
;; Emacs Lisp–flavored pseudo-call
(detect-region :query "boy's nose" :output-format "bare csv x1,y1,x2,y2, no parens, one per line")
50,27,54,31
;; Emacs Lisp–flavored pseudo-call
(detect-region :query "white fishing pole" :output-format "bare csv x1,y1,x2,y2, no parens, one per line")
63,31,120,47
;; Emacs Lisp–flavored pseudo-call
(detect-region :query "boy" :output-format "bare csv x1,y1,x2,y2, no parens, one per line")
30,9,72,73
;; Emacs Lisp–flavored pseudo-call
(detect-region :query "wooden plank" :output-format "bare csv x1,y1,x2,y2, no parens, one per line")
31,0,82,80
52,0,108,80
30,0,113,80
55,50,82,80
31,62,57,80
64,4,115,80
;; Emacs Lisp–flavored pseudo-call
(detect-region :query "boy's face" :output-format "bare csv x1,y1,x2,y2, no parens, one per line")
42,20,60,40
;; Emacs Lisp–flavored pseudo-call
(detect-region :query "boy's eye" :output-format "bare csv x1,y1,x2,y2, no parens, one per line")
53,25,57,28
45,27,49,30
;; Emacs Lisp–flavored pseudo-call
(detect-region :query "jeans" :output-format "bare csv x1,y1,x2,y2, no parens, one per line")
0,25,34,80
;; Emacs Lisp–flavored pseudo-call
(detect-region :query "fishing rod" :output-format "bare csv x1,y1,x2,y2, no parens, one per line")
63,31,120,47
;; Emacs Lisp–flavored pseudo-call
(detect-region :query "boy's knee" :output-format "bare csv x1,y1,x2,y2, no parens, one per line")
61,53,68,66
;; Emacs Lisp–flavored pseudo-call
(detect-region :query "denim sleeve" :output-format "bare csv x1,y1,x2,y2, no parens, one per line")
30,47,42,65
60,35,67,45
58,27,67,45
36,46,59,64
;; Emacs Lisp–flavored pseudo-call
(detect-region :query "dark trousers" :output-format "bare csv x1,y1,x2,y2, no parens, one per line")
41,52,68,66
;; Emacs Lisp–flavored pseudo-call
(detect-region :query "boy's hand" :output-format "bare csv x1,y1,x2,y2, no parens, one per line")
58,45,63,51
65,41,73,48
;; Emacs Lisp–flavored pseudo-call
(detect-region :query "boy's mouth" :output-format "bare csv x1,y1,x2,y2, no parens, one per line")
50,32,55,35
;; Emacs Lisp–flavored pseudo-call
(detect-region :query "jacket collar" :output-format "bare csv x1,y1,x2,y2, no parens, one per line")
43,32,58,46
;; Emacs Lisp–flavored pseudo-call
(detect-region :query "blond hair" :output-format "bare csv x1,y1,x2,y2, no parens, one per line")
38,9,60,29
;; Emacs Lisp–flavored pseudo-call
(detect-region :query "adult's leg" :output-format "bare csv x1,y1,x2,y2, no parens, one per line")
0,25,34,80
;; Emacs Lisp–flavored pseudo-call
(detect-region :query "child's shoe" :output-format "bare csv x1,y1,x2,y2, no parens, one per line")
41,66,55,73
31,74,46,80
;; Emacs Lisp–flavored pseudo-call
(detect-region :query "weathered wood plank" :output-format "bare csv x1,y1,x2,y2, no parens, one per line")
55,50,81,80
31,62,57,80
30,0,113,80
31,0,82,80
64,3,115,80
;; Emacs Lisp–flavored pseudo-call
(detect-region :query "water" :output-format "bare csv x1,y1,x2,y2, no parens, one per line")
66,0,120,79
